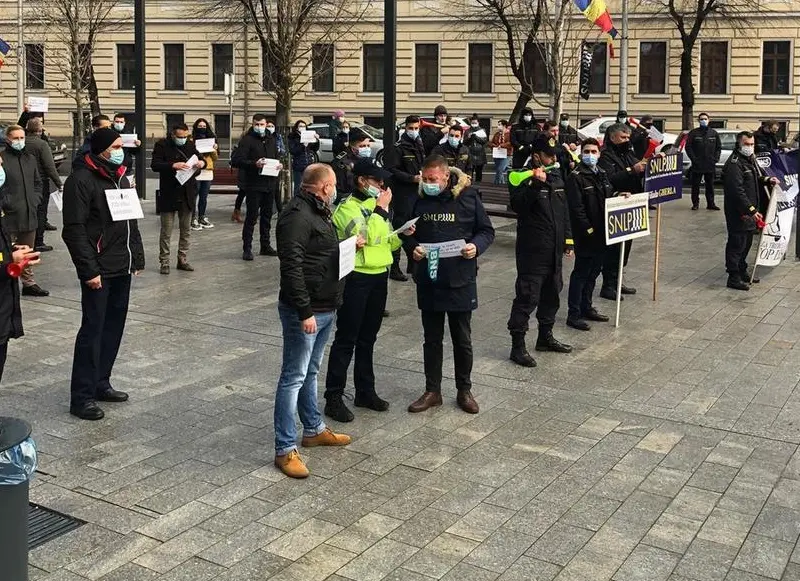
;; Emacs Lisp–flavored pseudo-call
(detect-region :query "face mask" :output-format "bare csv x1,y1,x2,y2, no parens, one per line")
0,167,6,189
195,129,207,137
113,122,125,132
422,182,441,196
174,137,187,146
10,140,24,151
448,136,461,148
615,140,631,152
740,145,754,157
254,126,266,135
406,129,419,140
297,125,306,132
471,123,479,128
343,128,350,134
523,115,532,122
582,153,598,167
107,148,125,165
617,117,626,124
266,126,276,134
364,184,381,198
560,120,569,128
326,186,337,208
699,119,708,128
357,146,372,158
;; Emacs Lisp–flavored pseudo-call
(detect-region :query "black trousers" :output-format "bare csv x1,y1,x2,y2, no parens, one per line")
507,271,562,335
567,253,604,319
391,210,415,272
234,190,245,211
70,275,131,407
0,341,8,384
725,231,754,275
325,271,388,398
602,241,632,291
691,172,715,207
473,165,484,183
35,180,50,246
421,310,472,393
242,190,275,251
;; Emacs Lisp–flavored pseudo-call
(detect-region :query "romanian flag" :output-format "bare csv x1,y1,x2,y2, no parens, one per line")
574,0,618,39
0,38,9,68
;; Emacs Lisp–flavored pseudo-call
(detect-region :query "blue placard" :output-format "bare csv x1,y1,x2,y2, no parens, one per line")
645,152,684,205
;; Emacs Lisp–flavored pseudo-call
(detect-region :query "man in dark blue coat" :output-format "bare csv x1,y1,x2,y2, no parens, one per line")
402,155,494,415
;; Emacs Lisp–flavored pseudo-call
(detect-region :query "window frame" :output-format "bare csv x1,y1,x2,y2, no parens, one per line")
698,40,730,96
162,43,185,91
311,43,335,93
467,43,494,94
761,40,792,96
116,43,136,91
413,43,440,94
25,43,45,90
213,113,231,139
362,43,385,93
210,43,234,92
638,40,668,95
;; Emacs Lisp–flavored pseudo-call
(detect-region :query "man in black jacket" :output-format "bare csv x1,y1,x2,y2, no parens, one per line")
62,127,146,420
686,112,722,211
25,118,62,252
420,104,449,156
507,137,573,368
598,123,645,300
231,114,282,261
723,131,778,291
384,115,426,281
754,120,780,154
151,124,205,274
274,163,351,479
510,107,538,168
565,138,613,332
431,125,472,174
558,113,580,147
402,155,495,415
332,127,373,200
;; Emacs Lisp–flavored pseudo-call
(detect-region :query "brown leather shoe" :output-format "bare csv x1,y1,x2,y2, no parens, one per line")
301,427,352,447
456,390,479,414
408,391,443,413
275,450,309,479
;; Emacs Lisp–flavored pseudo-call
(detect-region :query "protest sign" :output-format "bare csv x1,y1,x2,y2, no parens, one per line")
645,152,683,205
755,150,799,268
604,193,651,245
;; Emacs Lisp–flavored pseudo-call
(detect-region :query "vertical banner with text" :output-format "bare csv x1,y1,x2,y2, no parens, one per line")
755,151,798,267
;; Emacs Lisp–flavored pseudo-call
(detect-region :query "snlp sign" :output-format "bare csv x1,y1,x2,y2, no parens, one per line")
605,193,651,245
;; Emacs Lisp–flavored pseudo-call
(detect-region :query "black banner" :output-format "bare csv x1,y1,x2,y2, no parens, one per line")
579,44,593,101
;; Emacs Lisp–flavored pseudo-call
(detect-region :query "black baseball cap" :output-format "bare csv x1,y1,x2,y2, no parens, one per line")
353,159,393,182
531,135,557,156
348,127,372,144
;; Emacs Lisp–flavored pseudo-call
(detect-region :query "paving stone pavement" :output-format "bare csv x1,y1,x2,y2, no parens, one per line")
4,186,800,581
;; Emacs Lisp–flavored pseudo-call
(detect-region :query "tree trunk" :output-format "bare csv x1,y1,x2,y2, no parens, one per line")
275,85,292,130
679,46,695,129
509,86,533,124
88,65,101,117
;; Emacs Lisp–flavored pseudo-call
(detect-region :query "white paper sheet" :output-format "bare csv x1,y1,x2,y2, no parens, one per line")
195,169,213,181
27,96,49,112
422,239,466,259
260,158,281,176
300,130,318,144
472,129,487,139
51,189,63,212
104,188,144,221
338,236,357,279
492,147,508,159
389,217,419,237
121,134,138,148
648,125,664,144
175,155,199,185
194,138,216,153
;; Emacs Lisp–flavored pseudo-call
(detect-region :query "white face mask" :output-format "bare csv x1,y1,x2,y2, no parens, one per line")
740,145,754,157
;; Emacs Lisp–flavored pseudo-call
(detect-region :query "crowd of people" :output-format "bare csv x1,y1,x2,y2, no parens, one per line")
0,103,786,478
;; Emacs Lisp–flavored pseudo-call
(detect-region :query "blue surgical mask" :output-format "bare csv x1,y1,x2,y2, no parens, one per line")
113,122,125,132
254,126,266,135
0,167,6,189
174,137,187,146
406,130,419,140
699,119,708,128
560,120,569,128
448,136,460,148
582,153,598,167
422,182,441,196
364,184,381,198
109,149,125,165
10,140,24,151
358,146,372,158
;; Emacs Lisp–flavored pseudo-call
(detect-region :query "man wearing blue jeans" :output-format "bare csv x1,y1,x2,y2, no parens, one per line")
274,163,351,478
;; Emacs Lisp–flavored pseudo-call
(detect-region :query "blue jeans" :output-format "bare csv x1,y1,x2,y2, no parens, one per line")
195,180,211,217
274,302,334,456
493,158,509,184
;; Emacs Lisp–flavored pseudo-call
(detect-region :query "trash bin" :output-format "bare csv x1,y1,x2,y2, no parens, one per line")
0,417,37,581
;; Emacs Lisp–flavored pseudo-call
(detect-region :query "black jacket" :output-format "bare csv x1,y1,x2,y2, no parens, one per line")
62,155,145,282
510,166,572,273
276,190,343,320
421,124,446,156
287,131,319,173
510,121,539,168
686,127,722,174
431,142,472,174
723,150,770,232
332,150,361,196
0,147,42,233
754,127,779,154
151,138,202,214
384,134,426,219
333,131,349,157
598,144,644,194
558,126,580,147
402,169,495,312
0,221,23,343
464,128,488,167
630,126,650,160
26,134,62,187
231,129,280,193
566,164,614,256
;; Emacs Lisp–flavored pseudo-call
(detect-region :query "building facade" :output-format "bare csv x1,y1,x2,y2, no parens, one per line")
0,0,798,140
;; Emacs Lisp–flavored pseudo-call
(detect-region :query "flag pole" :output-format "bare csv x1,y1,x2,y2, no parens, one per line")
619,0,628,110
615,242,624,327
653,204,662,301
16,0,23,113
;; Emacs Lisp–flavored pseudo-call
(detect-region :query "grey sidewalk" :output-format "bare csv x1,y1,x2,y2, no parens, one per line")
3,191,800,581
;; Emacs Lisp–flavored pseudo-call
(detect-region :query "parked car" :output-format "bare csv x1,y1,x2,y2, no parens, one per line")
307,123,385,164
0,123,67,169
577,117,679,152
676,128,739,181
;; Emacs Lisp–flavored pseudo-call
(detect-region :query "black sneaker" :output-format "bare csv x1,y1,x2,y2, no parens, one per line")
260,246,278,256
324,396,354,422
707,205,721,211
21,284,49,297
70,401,105,421
354,392,390,412
621,285,637,295
566,318,591,331
582,308,610,322
176,261,194,272
243,250,254,261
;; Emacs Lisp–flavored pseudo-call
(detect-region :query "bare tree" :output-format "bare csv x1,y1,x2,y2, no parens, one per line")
206,0,374,128
25,0,123,148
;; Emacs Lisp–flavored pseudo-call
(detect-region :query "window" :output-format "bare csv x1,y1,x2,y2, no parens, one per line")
709,119,726,129
262,52,277,92
311,116,331,127
312,44,335,92
639,41,666,94
163,44,184,90
700,41,728,95
584,42,608,94
468,43,493,94
762,41,790,95
214,114,230,139
25,44,44,89
414,44,439,93
165,113,185,131
117,44,135,90
651,119,665,132
363,44,384,93
523,43,552,93
211,44,233,91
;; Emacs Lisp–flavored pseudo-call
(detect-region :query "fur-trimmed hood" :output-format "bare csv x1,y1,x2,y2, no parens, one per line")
417,166,472,198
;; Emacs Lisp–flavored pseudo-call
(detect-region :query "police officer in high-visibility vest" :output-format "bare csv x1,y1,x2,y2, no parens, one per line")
507,136,574,368
331,127,373,202
324,159,416,422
